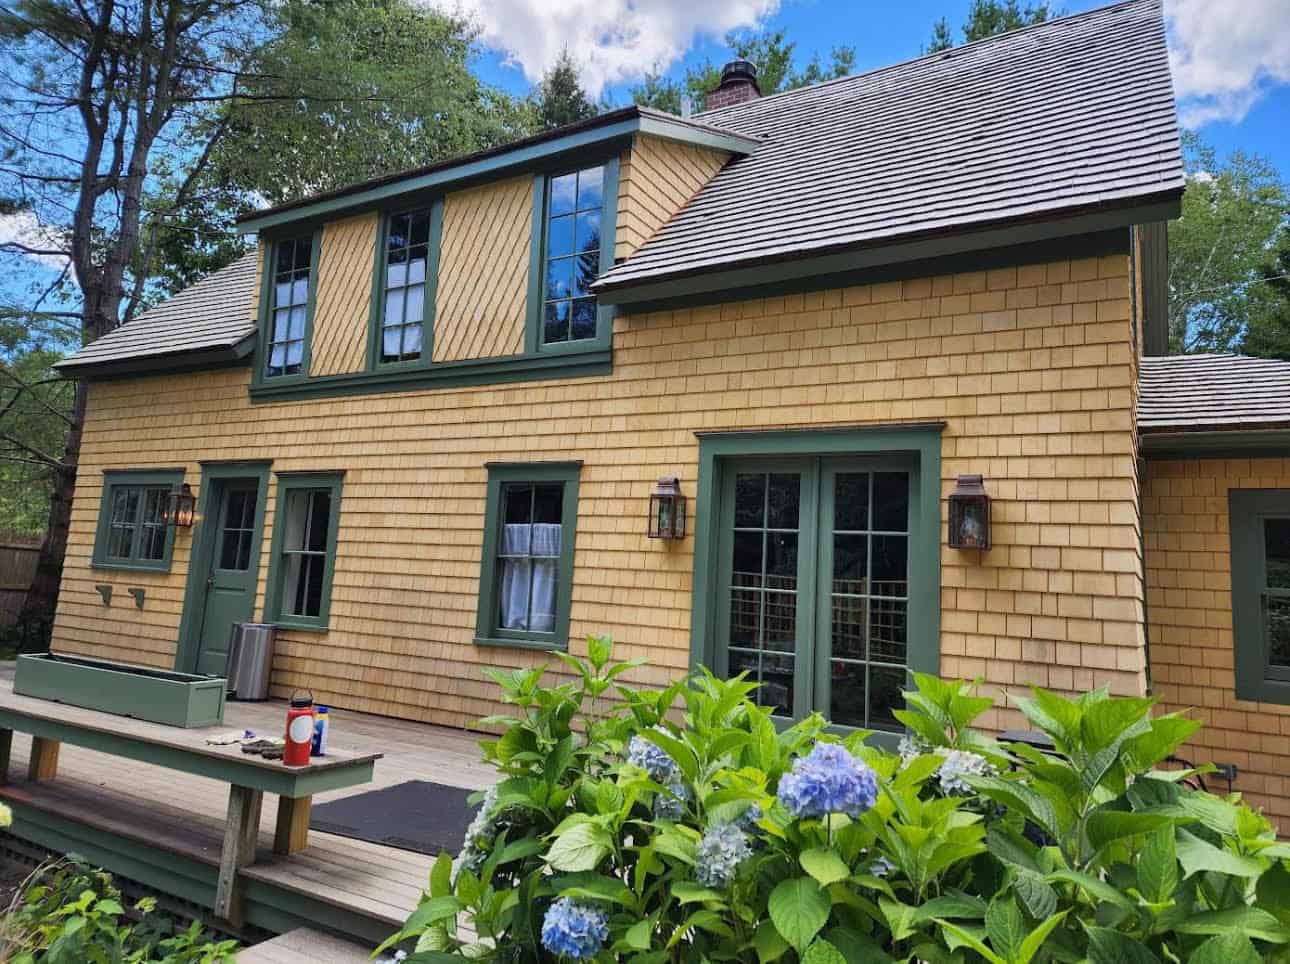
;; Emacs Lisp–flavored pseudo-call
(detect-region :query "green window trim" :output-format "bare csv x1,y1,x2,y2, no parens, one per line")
1230,489,1290,704
251,229,322,390
524,157,619,355
91,469,186,573
263,471,344,632
366,200,444,372
689,423,944,745
475,461,582,652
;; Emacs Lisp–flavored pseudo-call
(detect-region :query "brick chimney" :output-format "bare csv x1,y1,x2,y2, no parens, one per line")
704,60,760,111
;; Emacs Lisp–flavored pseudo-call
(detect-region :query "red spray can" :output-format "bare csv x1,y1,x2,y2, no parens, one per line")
284,693,315,767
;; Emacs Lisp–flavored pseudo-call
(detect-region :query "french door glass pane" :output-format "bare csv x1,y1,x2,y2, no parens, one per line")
727,471,801,716
829,470,910,732
1266,518,1290,589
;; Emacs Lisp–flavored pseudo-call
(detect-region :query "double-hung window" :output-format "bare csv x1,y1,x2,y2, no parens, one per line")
476,463,580,649
265,236,314,378
378,208,433,364
542,165,604,346
1231,490,1290,703
266,473,343,630
92,470,183,571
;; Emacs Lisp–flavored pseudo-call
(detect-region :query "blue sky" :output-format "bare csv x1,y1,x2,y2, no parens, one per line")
463,0,1290,174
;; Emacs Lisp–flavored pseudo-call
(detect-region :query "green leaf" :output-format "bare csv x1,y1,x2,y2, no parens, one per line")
769,877,831,953
934,919,1007,964
985,897,1025,961
429,851,453,898
1175,829,1264,879
1137,823,1178,904
800,848,851,887
672,882,726,905
94,899,123,916
545,822,611,872
621,918,652,951
1085,927,1161,964
1187,932,1265,964
801,938,848,964
1013,871,1058,921
641,728,699,783
912,893,987,923
880,898,919,943
754,919,790,963
1087,810,1171,852
1014,910,1068,964
1177,907,1290,944
402,896,462,933
1046,869,1136,911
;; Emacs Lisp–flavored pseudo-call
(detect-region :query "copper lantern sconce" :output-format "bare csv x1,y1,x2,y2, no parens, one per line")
165,482,196,528
948,474,990,550
648,477,686,540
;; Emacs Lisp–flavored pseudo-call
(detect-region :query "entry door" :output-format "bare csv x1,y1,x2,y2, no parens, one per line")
715,457,915,733
194,480,261,676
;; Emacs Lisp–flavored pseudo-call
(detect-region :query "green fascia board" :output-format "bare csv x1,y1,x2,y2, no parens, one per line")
474,461,583,652
55,332,257,380
236,109,758,237
14,653,226,727
91,468,186,573
1140,428,1290,460
0,704,377,796
248,347,612,403
594,196,1180,309
1228,489,1290,705
263,471,344,631
688,421,945,682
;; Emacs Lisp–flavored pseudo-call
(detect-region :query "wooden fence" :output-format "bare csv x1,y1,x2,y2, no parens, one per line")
0,542,40,629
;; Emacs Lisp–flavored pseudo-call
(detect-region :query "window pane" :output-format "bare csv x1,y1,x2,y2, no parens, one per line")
288,306,306,340
870,596,908,662
545,258,572,300
385,288,405,326
547,215,575,259
1266,519,1290,590
276,239,295,272
305,491,332,552
409,211,431,246
762,591,797,650
285,340,303,371
873,472,909,531
767,474,800,529
571,299,596,340
574,251,598,296
533,484,563,525
220,529,245,570
550,173,577,216
575,211,600,254
291,275,308,305
834,473,869,531
269,344,286,373
1268,596,1290,669
576,166,604,210
730,591,760,646
766,532,798,589
404,284,425,324
543,301,569,344
407,250,427,284
871,535,907,594
761,652,794,716
868,665,905,731
731,531,763,589
833,534,868,594
112,488,140,524
734,474,766,528
387,258,408,288
830,660,866,728
832,597,866,659
108,524,135,558
503,484,532,525
403,323,423,358
382,326,402,361
274,281,291,309
272,308,291,341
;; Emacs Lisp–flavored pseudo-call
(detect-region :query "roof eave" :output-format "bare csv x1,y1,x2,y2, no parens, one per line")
236,110,760,237
594,191,1183,309
55,329,257,380
1139,426,1290,459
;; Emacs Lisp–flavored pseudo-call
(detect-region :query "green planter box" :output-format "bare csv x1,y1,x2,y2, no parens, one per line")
14,654,226,728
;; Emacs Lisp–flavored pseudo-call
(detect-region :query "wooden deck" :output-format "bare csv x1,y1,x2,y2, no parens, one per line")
0,664,493,945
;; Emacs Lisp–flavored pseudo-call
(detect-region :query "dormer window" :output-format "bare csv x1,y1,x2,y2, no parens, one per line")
379,208,432,364
542,165,604,345
266,236,314,378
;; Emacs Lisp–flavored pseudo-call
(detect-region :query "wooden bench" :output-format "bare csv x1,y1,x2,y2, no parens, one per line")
0,689,381,925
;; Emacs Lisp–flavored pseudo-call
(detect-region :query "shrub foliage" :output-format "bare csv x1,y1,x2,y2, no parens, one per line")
383,636,1290,962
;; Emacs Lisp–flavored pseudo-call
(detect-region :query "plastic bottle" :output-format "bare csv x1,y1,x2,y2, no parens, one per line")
312,705,330,756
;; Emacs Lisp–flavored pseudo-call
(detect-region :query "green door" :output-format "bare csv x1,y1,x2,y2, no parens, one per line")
194,480,262,676
715,456,917,735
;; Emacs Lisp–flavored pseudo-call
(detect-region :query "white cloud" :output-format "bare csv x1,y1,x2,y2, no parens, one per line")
426,0,779,97
0,210,70,271
1167,0,1290,127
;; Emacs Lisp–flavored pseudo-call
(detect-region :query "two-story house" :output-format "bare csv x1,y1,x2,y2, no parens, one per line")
50,0,1290,824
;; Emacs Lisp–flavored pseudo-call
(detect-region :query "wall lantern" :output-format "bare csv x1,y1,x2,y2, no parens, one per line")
648,476,686,540
948,474,990,550
164,482,196,528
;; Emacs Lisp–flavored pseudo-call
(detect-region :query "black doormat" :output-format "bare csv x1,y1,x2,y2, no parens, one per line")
309,780,480,856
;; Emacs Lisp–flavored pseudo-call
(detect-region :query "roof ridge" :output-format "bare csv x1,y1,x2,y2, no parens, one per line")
696,0,1159,119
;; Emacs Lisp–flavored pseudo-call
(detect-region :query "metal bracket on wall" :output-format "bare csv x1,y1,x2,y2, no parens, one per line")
127,587,146,609
94,584,112,606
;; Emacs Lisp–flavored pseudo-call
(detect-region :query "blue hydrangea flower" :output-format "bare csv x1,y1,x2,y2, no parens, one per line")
936,749,995,795
540,897,610,959
695,822,753,888
451,785,498,881
897,735,928,764
735,803,763,833
868,855,894,878
653,781,689,821
777,742,879,820
627,730,680,784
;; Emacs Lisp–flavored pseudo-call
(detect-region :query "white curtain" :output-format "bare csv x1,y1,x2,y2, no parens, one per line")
500,523,561,631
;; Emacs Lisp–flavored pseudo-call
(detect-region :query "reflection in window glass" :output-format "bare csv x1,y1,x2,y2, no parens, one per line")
266,237,312,377
543,166,603,345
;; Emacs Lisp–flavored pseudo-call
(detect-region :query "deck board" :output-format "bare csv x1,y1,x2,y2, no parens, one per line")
0,664,493,943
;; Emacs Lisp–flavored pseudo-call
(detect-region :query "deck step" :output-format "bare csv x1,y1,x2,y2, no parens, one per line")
237,926,375,962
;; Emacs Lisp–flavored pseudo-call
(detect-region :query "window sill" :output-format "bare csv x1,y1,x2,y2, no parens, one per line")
249,348,611,404
271,617,330,633
1235,678,1290,706
474,635,567,653
90,560,173,575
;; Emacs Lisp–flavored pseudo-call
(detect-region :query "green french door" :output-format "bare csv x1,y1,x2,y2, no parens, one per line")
714,455,917,732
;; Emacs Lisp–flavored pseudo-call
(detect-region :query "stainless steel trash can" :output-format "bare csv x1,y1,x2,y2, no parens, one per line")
226,622,275,700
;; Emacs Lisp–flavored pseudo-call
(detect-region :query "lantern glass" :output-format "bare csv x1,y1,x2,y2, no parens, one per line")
165,482,196,528
948,475,990,550
648,477,686,539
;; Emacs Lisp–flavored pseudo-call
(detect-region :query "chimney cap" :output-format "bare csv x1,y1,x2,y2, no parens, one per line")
719,60,760,92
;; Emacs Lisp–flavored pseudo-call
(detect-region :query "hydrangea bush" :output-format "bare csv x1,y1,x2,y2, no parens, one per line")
380,636,1290,963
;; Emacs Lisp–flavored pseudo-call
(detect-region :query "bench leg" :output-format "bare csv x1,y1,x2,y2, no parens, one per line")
214,785,262,926
27,737,59,782
274,795,311,855
0,729,11,785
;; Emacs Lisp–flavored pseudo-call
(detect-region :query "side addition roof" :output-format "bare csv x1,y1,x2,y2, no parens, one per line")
595,0,1184,303
54,253,259,378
